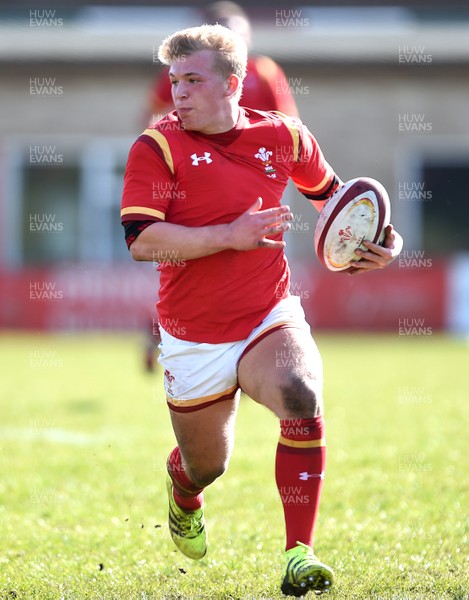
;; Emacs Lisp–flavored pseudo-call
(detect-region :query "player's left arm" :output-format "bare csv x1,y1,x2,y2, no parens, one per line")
287,119,342,211
288,120,404,272
287,115,400,269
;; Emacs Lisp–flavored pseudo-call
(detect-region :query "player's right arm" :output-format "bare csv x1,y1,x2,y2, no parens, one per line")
128,198,291,261
121,140,291,262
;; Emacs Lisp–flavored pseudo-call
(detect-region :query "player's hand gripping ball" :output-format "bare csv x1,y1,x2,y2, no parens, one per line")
314,177,391,272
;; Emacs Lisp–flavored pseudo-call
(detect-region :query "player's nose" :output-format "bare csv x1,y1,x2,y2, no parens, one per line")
174,81,189,100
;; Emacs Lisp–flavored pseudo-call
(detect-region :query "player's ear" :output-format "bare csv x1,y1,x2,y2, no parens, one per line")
225,74,240,97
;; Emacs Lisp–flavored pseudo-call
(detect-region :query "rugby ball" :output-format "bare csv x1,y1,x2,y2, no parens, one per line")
314,177,391,272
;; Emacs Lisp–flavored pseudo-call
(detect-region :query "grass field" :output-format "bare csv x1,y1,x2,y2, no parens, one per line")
0,332,468,600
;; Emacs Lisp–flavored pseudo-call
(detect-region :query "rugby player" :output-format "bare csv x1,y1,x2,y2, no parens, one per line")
121,24,403,596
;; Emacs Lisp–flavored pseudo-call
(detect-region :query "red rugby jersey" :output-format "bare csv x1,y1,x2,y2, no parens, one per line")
121,108,336,343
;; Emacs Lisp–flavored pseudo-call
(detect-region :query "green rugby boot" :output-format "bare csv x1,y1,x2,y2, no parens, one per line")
281,542,334,596
166,474,207,560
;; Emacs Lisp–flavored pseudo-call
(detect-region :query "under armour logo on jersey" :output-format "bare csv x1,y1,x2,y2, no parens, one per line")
191,152,212,166
299,471,324,480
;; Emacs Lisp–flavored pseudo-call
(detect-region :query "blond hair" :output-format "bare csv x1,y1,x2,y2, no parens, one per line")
158,24,248,83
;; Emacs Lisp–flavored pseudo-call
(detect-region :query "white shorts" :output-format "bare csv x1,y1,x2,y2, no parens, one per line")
157,295,310,412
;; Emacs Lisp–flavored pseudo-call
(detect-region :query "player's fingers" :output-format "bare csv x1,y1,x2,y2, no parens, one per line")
361,239,402,263
257,237,286,249
382,223,398,240
355,249,388,266
245,197,263,214
246,199,292,224
362,225,403,258
258,205,292,219
259,212,293,232
265,222,291,235
347,265,366,276
383,224,404,255
384,223,394,236
360,240,390,258
350,258,383,270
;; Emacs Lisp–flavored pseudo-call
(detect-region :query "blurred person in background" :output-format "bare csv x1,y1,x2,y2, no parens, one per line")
143,1,299,371
147,1,299,122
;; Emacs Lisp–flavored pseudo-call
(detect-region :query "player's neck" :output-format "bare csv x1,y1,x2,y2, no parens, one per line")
203,104,240,135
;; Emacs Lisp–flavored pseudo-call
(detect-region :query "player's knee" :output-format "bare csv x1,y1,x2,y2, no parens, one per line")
279,374,322,417
186,461,228,489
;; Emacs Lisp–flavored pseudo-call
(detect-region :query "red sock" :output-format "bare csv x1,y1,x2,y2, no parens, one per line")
275,416,326,551
167,446,204,511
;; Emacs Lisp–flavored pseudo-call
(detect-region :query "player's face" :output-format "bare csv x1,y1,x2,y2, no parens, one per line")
169,50,238,135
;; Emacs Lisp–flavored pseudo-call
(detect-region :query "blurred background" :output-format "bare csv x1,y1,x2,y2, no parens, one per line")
1,0,468,337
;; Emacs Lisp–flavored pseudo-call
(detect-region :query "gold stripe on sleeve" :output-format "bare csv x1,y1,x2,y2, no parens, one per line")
120,206,166,220
143,129,175,175
284,121,300,162
272,111,300,162
298,171,333,193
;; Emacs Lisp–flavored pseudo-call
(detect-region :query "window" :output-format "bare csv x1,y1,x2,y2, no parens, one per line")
23,164,80,264
421,161,469,254
5,136,134,266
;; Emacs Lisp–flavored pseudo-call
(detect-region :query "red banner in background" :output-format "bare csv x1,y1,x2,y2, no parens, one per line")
0,260,448,332
291,261,447,331
0,264,158,331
